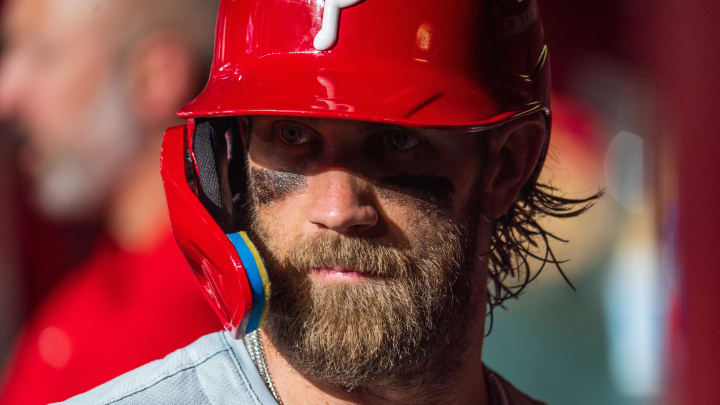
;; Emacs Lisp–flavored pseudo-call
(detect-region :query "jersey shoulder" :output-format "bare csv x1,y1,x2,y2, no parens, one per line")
52,331,277,405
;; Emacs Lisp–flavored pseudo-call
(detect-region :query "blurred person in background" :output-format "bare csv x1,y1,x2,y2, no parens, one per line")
0,0,221,403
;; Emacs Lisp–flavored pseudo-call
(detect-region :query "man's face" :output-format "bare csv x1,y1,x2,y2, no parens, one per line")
0,0,140,219
243,116,487,388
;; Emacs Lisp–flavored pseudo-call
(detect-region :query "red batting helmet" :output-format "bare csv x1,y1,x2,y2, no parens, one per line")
161,0,551,338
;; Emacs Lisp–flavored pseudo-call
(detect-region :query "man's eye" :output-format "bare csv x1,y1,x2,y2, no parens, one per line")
276,124,310,145
384,131,420,151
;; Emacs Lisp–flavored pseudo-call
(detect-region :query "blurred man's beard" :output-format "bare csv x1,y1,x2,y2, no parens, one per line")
27,77,140,220
248,197,479,389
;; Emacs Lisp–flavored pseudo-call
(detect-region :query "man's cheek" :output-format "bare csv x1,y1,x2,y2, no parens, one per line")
248,166,307,206
257,213,301,258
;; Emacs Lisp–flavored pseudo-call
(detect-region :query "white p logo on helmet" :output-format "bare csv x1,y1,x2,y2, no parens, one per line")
313,0,363,51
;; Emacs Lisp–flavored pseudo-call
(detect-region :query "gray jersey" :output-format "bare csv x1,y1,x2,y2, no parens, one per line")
54,331,278,405
55,330,544,405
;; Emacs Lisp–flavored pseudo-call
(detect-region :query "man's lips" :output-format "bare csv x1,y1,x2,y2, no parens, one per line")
310,267,377,283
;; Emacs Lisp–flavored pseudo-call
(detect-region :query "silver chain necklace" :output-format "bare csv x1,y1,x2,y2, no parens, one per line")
245,330,284,405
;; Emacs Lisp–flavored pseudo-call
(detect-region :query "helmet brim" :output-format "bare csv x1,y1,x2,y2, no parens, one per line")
179,54,531,128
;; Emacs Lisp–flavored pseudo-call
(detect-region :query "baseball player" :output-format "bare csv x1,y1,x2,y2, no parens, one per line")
58,0,599,403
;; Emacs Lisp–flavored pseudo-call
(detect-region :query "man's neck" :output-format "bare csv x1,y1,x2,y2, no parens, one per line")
259,298,489,405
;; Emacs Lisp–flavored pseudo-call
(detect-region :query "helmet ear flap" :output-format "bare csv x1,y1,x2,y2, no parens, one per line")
185,118,271,337
189,118,245,233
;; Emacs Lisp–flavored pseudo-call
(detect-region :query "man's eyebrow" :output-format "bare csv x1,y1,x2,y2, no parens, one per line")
363,122,417,133
264,118,423,136
286,116,317,124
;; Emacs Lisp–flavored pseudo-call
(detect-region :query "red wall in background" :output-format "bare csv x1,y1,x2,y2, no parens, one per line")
653,1,720,403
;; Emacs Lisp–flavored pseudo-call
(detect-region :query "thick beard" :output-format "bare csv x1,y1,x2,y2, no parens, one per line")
248,205,479,390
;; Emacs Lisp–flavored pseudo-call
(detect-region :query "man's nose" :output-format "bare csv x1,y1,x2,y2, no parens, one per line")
306,170,378,233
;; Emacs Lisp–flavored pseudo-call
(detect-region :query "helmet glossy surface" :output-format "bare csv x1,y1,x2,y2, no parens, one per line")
161,123,254,338
180,0,550,128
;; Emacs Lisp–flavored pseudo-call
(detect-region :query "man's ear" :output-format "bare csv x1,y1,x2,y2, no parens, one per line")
482,113,547,220
125,33,195,130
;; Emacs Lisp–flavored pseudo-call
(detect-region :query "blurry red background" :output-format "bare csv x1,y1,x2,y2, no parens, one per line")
0,0,718,403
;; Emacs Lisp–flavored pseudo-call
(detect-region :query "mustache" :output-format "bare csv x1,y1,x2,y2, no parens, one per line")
282,234,415,278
